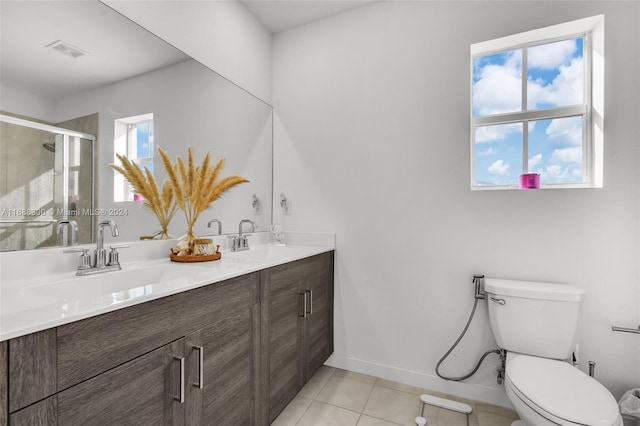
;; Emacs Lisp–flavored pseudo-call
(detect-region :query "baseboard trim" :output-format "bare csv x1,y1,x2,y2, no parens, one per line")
324,353,514,409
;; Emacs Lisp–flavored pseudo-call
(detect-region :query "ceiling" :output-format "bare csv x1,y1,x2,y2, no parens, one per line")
0,0,376,102
0,1,187,100
240,0,379,34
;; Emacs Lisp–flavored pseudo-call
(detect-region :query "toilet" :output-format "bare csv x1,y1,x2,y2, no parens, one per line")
484,278,623,426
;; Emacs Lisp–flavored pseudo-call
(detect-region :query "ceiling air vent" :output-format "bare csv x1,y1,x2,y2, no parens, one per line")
46,40,88,59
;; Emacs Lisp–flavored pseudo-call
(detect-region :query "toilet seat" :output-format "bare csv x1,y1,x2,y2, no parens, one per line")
506,353,621,426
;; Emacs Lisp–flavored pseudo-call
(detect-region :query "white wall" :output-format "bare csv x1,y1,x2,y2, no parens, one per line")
0,83,56,123
54,60,272,241
102,0,273,105
272,1,640,406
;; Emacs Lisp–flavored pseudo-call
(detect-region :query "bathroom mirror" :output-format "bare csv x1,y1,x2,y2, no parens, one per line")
0,0,273,252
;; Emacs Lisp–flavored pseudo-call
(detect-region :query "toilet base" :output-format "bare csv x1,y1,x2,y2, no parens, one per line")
511,421,526,426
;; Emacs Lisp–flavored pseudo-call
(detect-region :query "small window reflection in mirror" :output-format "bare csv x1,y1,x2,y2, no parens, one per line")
114,114,154,202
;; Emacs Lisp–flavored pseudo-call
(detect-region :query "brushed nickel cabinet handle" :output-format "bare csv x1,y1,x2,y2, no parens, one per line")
173,356,185,403
193,345,204,389
300,292,308,318
306,290,313,315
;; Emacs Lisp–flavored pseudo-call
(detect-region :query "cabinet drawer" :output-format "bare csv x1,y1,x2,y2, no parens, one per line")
267,254,329,293
57,272,259,390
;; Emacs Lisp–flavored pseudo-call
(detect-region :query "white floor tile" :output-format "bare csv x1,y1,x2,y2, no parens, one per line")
296,401,360,426
363,386,421,426
316,375,375,412
357,414,402,426
271,394,313,426
298,366,336,399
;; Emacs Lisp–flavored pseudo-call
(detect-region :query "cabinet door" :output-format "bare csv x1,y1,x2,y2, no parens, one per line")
262,267,304,424
9,397,56,426
301,272,332,382
186,274,260,426
262,252,334,423
8,329,56,412
57,339,185,426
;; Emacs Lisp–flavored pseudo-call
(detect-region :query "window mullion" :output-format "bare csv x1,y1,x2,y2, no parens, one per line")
523,122,529,174
472,105,587,126
522,47,528,112
521,47,528,175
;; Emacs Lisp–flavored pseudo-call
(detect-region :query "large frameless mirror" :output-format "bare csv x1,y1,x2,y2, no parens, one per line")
0,0,273,252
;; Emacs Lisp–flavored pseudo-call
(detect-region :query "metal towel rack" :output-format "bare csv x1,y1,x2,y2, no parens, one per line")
0,219,57,224
612,325,640,334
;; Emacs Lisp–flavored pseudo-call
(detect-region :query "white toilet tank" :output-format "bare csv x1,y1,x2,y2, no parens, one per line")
485,278,585,360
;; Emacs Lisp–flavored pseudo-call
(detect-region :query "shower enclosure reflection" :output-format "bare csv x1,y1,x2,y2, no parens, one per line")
0,115,94,251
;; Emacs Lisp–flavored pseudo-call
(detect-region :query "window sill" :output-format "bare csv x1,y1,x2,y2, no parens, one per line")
471,183,601,191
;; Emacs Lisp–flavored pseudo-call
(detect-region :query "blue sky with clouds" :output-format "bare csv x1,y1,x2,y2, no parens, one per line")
473,38,584,186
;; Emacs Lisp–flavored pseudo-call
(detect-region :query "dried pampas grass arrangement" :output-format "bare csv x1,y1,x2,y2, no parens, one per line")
109,154,178,239
110,146,248,255
158,146,248,255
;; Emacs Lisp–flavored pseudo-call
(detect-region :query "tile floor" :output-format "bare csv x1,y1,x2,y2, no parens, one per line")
271,366,520,426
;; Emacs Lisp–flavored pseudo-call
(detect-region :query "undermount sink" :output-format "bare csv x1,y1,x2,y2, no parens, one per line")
5,245,323,320
0,291,63,316
224,245,303,264
24,262,213,302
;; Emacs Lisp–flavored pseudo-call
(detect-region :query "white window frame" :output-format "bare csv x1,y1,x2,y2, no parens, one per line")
470,15,604,190
113,113,154,202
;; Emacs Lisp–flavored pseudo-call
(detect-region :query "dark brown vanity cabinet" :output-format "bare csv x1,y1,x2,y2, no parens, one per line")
184,276,261,425
0,341,7,426
0,251,333,426
57,338,186,426
261,252,334,423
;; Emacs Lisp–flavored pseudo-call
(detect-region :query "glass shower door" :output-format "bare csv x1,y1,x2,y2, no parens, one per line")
0,115,95,251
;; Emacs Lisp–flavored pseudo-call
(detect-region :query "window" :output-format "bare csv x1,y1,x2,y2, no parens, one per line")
113,113,154,202
470,15,604,189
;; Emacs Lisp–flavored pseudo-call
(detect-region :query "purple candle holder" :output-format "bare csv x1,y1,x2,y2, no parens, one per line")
519,173,540,189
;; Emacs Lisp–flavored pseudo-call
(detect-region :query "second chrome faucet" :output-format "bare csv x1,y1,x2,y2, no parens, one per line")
228,219,255,252
64,220,128,276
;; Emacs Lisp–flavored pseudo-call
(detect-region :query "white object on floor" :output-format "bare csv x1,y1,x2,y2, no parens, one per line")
419,394,473,426
511,421,526,426
420,394,473,414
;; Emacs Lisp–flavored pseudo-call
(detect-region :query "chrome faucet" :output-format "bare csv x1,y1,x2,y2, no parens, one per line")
57,219,78,246
207,218,222,235
228,219,255,251
64,220,128,276
239,219,254,236
96,220,119,268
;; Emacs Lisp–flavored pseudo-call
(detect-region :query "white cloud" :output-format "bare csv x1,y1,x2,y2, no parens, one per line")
475,123,521,143
528,153,542,169
488,159,510,175
478,147,495,157
545,164,563,180
542,163,581,182
473,51,521,116
546,116,582,146
528,39,577,70
551,147,582,163
528,57,583,109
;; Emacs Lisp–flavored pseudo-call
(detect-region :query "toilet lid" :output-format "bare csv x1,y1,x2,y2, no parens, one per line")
507,354,620,425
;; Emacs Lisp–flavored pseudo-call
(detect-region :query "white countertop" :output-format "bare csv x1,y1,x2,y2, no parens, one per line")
0,240,334,342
